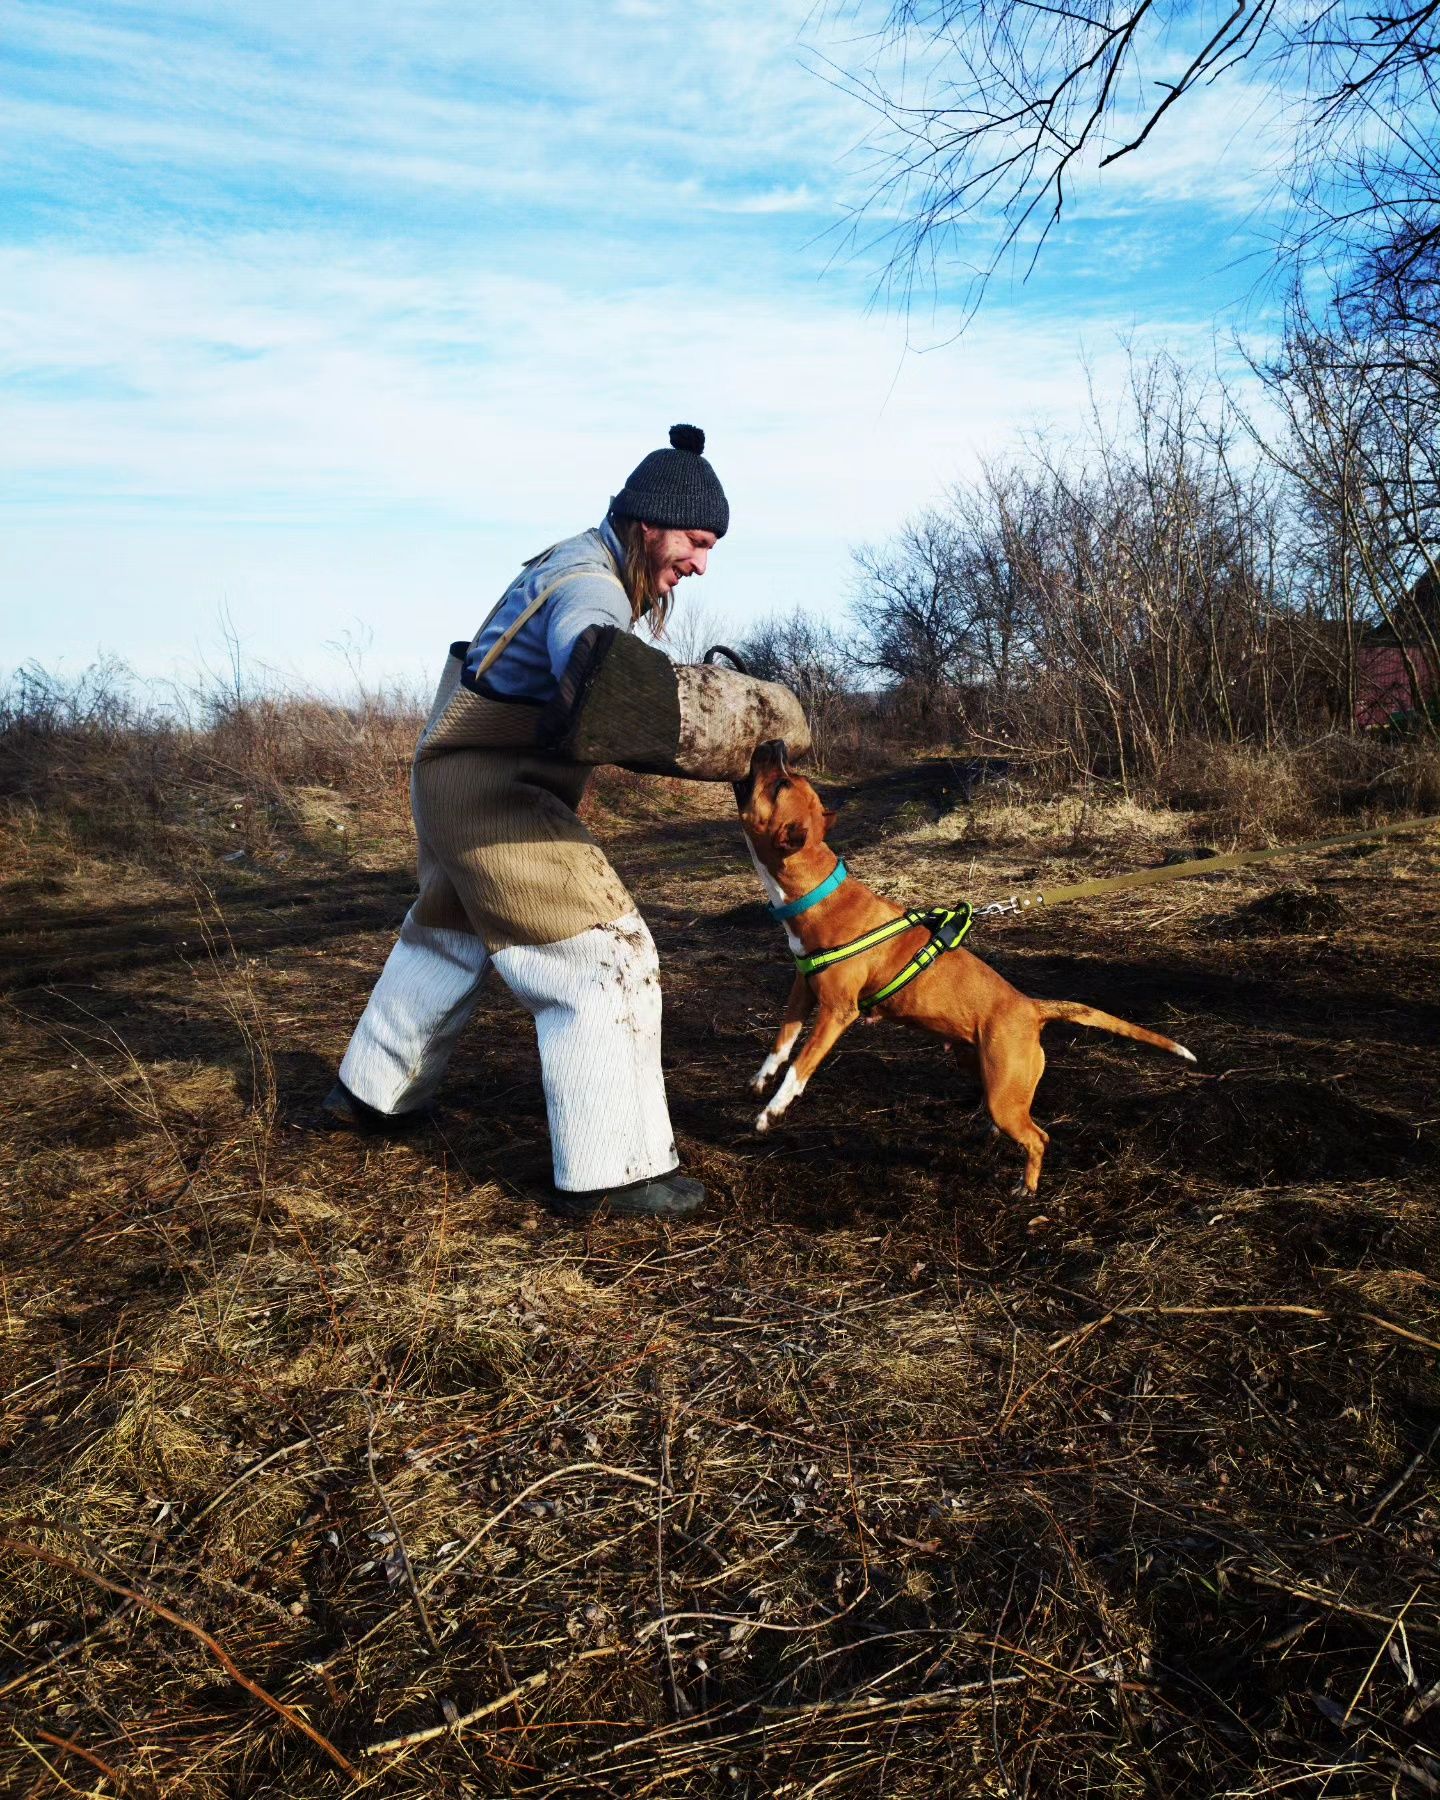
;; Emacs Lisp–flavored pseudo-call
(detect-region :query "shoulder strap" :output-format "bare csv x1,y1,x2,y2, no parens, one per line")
468,560,626,687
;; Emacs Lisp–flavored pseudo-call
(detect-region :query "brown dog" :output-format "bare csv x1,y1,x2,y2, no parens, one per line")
735,741,1195,1193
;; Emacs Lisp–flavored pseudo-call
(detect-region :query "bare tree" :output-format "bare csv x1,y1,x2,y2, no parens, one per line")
1254,280,1440,731
816,1,1439,320
656,598,738,666
848,351,1309,782
943,462,1046,701
848,508,974,721
738,608,853,766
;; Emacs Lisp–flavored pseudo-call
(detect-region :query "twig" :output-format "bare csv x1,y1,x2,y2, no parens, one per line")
743,1676,1029,1731
576,1671,802,1766
32,1727,129,1791
1344,1583,1424,1724
0,1433,330,1704
655,1412,689,1719
0,1537,356,1778
584,1675,1033,1776
1123,1303,1327,1321
360,1646,621,1759
634,1559,877,1644
363,1397,441,1655
191,1433,327,1529
1367,1424,1440,1526
1002,1304,1130,1428
1,1345,135,1411
1045,1302,1325,1358
1360,1312,1440,1355
0,1623,109,1704
794,1754,891,1797
1237,1567,1440,1639
362,1670,548,1757
1043,1309,1117,1357
418,1462,663,1598
1046,1302,1439,1357
319,1461,664,1674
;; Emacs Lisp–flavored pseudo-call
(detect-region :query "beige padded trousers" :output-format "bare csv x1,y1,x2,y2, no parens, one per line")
338,748,680,1192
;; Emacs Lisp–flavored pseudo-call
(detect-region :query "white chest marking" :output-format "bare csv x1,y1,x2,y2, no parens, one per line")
744,837,805,955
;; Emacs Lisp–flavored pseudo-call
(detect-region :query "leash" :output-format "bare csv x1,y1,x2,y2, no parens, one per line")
772,809,1440,1014
971,811,1440,919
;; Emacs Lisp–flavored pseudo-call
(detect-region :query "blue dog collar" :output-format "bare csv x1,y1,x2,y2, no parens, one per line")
768,860,848,922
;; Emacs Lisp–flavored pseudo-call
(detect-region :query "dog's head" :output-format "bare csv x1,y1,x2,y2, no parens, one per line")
734,740,836,871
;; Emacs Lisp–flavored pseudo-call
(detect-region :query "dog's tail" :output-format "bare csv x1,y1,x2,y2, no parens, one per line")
1038,1001,1196,1065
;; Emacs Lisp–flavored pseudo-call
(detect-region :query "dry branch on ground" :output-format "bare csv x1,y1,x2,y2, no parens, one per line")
2,731,1438,1796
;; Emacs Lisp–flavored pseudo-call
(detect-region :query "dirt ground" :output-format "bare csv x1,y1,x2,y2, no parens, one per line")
2,757,1438,1797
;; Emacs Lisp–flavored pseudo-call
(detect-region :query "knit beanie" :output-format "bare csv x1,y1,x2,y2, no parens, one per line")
610,423,729,538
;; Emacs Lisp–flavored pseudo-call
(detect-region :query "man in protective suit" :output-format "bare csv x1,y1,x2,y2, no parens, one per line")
322,424,809,1220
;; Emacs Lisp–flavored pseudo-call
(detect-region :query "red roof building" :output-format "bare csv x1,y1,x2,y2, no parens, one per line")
1354,571,1440,729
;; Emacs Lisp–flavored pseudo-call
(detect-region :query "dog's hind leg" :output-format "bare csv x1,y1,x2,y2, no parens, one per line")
978,1017,1050,1194
949,1041,984,1096
949,1041,981,1083
948,1040,992,1128
751,972,814,1096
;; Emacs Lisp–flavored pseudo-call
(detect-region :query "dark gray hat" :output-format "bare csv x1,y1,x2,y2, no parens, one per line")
610,423,729,538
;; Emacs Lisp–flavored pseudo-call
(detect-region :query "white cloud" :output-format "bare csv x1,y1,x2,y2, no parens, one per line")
3,0,859,230
0,233,1259,685
1,0,1289,689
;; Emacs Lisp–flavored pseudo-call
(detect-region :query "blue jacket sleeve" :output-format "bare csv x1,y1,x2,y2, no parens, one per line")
545,573,633,681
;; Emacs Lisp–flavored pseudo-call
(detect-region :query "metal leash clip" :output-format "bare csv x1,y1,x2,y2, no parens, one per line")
976,895,1025,917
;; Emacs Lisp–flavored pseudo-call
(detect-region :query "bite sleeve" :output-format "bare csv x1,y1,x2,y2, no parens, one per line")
537,626,812,780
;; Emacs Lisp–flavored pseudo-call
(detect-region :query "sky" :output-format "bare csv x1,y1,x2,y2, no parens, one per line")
1,1,1298,694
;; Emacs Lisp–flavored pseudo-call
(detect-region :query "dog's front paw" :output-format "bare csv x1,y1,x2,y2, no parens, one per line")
754,1067,803,1134
749,1051,785,1096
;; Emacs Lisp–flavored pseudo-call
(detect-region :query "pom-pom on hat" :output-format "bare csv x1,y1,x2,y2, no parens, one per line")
610,423,729,538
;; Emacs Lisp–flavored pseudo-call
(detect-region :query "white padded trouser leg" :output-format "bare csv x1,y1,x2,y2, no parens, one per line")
339,907,491,1114
491,912,677,1193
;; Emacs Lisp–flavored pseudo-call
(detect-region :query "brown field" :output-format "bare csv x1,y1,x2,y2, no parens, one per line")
3,725,1439,1797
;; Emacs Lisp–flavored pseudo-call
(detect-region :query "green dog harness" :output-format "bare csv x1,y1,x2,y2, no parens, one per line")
794,903,974,1013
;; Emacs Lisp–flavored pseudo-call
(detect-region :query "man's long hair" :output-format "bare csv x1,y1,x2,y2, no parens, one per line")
612,514,672,635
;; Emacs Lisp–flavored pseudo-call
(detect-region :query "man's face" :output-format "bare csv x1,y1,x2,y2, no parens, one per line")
641,525,716,597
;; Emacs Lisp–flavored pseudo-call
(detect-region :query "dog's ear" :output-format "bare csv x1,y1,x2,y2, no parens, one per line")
779,820,808,852
821,809,838,832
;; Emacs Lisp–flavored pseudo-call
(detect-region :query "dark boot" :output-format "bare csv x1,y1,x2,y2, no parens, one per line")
543,1172,706,1221
316,1080,422,1136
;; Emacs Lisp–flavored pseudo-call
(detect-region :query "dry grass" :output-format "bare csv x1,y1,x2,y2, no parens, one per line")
0,661,423,887
1163,738,1440,843
2,685,1439,1796
955,788,1193,854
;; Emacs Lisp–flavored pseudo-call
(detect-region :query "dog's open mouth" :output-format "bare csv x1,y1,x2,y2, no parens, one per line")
734,739,789,810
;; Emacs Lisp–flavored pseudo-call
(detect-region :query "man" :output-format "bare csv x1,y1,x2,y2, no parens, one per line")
322,424,805,1221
